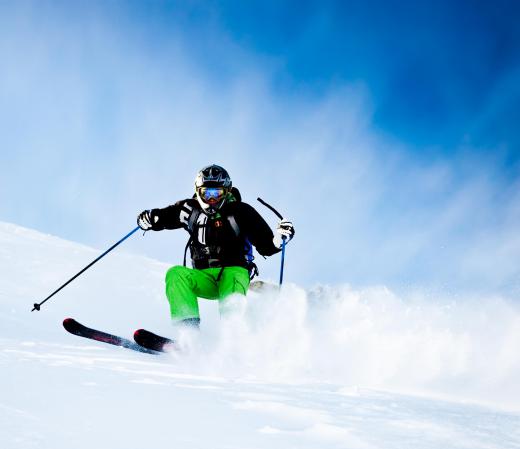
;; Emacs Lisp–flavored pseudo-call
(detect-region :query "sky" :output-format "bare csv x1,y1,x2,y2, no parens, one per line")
1,0,520,295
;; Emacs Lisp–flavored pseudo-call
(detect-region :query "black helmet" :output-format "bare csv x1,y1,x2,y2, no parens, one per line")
195,164,232,189
195,164,232,213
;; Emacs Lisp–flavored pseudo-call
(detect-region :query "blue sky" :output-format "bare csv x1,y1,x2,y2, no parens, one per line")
123,0,520,150
1,0,519,295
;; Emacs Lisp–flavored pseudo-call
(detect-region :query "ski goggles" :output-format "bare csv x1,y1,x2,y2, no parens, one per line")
198,187,226,203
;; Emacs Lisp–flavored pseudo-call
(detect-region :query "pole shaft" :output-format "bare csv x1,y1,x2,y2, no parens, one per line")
32,226,140,311
279,237,286,286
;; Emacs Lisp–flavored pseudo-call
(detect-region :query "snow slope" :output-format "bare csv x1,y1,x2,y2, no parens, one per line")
1,221,519,449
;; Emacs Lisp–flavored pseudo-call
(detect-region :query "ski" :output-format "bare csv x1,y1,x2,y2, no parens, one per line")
63,318,158,354
133,328,177,353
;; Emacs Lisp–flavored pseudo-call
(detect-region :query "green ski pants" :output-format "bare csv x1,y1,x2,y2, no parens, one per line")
165,265,250,320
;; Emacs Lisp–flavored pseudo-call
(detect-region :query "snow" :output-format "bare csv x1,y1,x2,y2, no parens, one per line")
1,221,519,449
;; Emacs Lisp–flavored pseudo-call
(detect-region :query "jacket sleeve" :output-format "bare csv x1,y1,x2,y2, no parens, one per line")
148,200,190,231
236,203,281,257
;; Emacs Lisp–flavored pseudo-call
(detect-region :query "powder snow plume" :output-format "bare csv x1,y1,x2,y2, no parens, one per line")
166,283,520,410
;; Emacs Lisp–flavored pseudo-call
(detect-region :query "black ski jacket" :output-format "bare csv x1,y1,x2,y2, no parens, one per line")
147,197,280,270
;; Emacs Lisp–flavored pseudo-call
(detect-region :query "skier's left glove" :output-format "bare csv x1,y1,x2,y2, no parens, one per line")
273,219,295,249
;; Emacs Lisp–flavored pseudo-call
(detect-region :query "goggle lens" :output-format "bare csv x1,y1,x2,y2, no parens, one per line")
199,187,226,203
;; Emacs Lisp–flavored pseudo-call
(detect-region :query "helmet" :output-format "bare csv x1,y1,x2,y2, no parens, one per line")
195,164,232,214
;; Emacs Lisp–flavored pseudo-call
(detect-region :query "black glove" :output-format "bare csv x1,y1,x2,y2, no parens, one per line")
137,210,153,231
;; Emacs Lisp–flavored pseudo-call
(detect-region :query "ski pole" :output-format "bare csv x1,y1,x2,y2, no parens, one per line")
257,198,287,286
279,236,287,286
31,226,140,312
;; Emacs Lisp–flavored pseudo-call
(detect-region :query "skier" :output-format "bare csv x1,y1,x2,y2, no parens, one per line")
137,164,295,328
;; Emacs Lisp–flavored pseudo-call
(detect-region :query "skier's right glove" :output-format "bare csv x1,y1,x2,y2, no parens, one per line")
137,210,153,231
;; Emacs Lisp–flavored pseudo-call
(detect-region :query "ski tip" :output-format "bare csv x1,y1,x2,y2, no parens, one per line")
133,329,145,339
63,317,77,330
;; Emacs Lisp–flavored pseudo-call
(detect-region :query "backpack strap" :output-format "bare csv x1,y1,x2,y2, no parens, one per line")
183,205,201,267
249,263,259,281
226,215,260,280
183,236,192,267
187,207,201,233
227,215,240,237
